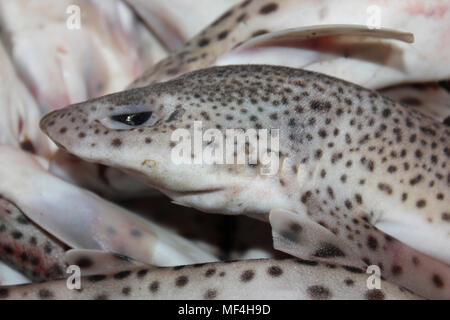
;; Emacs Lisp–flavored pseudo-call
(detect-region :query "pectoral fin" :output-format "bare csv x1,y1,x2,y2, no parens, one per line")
269,208,363,267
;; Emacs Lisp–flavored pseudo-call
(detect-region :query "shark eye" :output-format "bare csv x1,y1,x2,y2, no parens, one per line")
111,112,152,127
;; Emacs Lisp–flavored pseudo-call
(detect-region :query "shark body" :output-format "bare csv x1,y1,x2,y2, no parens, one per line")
41,65,450,298
0,258,421,300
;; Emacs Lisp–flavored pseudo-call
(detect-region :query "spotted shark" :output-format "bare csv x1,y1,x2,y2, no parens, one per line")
0,197,67,282
41,65,450,298
131,0,450,89
0,258,421,300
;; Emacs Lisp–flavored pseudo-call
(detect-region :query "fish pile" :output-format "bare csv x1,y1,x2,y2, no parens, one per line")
0,0,448,300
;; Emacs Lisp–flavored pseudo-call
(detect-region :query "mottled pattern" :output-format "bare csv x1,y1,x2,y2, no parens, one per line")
0,197,67,282
40,65,450,299
0,259,421,300
130,0,282,86
129,0,450,90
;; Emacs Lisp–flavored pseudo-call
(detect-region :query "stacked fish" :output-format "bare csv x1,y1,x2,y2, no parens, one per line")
0,0,448,300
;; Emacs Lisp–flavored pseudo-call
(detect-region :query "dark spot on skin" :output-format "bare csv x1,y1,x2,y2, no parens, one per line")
240,270,255,282
382,108,391,118
409,174,423,185
267,266,283,277
205,268,216,277
217,30,229,40
344,279,354,286
137,269,148,278
343,266,364,274
20,140,36,154
38,289,53,299
114,271,131,280
198,38,210,47
44,242,53,254
391,265,402,276
111,138,122,148
88,274,107,282
365,289,385,300
236,13,247,23
367,236,378,250
416,199,426,208
0,288,9,298
442,212,450,222
20,252,28,262
259,3,278,15
122,287,131,296
307,285,331,300
314,243,345,258
443,116,450,127
310,100,331,112
204,289,217,299
149,281,159,293
377,183,393,195
175,276,189,287
301,191,312,203
16,216,29,225
166,108,185,123
75,257,93,268
11,230,22,239
419,126,436,136
432,274,444,288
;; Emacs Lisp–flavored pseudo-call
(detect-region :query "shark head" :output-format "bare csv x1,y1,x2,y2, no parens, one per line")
40,65,292,215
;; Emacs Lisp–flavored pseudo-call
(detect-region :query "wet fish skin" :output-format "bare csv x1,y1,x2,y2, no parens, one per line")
40,65,450,298
0,258,421,300
0,197,67,282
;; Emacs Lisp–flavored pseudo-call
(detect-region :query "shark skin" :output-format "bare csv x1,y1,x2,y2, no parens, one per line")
131,0,450,89
41,65,450,298
0,197,67,283
0,258,421,300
